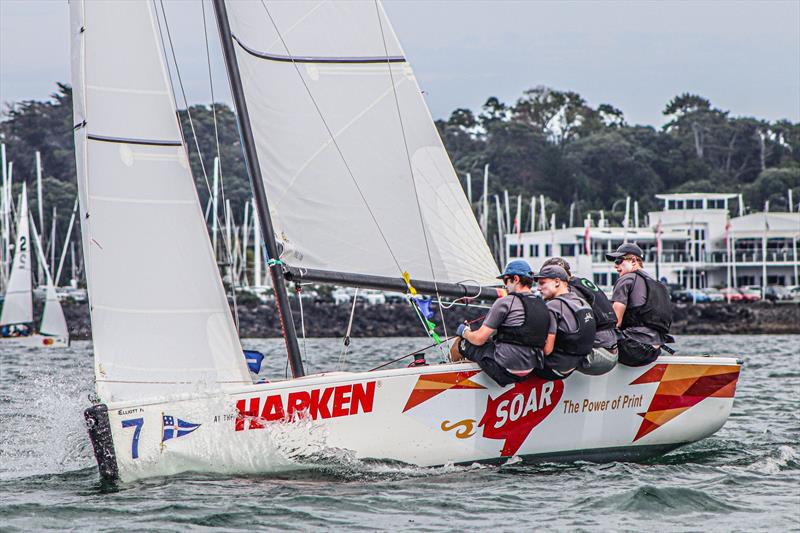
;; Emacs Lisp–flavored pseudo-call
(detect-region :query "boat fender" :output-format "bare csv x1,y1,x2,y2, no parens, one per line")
84,404,119,481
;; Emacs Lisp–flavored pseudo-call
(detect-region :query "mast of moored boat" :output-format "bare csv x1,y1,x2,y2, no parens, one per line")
213,0,305,378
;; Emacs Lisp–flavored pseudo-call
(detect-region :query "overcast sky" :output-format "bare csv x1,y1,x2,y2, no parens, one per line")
1,0,798,127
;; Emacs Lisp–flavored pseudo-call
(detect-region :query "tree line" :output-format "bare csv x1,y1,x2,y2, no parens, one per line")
0,83,797,251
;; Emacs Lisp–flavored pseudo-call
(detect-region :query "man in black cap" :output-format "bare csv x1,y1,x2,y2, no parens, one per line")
541,257,618,375
533,265,597,379
606,243,673,366
450,260,551,386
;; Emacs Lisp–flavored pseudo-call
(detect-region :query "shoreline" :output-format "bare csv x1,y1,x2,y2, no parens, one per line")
57,300,800,341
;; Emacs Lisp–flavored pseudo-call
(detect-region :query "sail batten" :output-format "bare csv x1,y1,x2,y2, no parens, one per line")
226,0,499,286
71,0,251,402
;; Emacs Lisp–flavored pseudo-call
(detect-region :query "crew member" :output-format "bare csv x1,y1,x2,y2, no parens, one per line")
533,265,597,378
450,260,551,385
606,243,673,366
541,257,618,375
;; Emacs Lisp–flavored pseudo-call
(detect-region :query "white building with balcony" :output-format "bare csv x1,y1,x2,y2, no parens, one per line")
506,193,800,290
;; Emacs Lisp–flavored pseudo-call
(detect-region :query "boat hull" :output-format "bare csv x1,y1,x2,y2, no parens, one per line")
91,355,740,481
0,334,69,347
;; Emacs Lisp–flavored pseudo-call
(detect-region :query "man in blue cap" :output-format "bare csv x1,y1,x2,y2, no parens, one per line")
449,259,554,385
606,243,674,366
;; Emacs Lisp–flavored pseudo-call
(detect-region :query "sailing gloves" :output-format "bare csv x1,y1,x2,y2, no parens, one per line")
456,322,469,338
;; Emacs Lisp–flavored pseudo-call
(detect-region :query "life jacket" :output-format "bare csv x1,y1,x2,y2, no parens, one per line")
620,270,672,335
494,292,549,349
569,277,617,331
553,295,596,357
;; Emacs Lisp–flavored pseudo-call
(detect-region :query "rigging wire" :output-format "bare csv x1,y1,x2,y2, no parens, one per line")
373,0,450,351
155,0,242,329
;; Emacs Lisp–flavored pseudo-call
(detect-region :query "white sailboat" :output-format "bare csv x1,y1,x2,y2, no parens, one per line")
74,1,740,482
0,183,69,347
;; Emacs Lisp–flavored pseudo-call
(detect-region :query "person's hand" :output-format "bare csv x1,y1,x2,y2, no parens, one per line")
456,322,469,337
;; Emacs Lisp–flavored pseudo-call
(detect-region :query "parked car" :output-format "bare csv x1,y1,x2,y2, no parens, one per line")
790,286,800,302
332,288,354,305
383,291,406,304
681,289,710,303
764,285,793,302
720,288,744,302
701,288,725,302
361,290,386,305
739,287,762,302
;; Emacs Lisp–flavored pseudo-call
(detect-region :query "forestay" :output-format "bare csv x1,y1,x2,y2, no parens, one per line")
226,0,499,286
0,184,33,326
70,0,251,402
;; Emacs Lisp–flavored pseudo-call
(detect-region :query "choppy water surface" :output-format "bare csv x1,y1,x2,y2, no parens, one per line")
1,335,798,531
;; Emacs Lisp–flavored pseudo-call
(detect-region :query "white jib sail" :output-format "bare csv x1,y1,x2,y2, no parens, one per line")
29,217,68,340
70,0,251,402
226,1,500,286
0,183,33,326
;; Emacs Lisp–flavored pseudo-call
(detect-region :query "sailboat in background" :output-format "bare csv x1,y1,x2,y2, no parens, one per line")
76,0,739,482
0,183,69,347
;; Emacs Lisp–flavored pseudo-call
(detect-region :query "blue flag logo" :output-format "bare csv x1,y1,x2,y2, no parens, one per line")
244,350,265,374
162,415,201,442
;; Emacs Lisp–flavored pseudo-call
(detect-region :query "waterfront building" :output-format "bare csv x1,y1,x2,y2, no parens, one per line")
507,193,800,291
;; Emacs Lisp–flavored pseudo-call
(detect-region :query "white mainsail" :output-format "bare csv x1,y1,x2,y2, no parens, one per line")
70,0,251,402
226,1,500,286
0,183,33,326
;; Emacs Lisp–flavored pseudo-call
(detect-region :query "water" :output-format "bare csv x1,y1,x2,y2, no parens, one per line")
1,335,798,531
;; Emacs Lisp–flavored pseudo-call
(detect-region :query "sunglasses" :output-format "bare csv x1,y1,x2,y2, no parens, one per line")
502,276,515,284
614,256,637,265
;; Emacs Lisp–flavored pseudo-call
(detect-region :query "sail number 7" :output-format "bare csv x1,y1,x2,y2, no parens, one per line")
121,418,144,459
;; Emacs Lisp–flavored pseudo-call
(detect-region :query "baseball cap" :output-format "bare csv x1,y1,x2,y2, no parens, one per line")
605,243,644,261
497,259,533,279
532,265,569,281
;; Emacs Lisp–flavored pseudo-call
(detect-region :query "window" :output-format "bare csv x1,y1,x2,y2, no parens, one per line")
737,275,756,287
675,200,685,210
544,244,552,257
508,244,521,258
668,200,677,210
611,272,619,284
530,244,539,257
560,244,576,256
593,273,608,286
686,199,702,209
708,199,725,209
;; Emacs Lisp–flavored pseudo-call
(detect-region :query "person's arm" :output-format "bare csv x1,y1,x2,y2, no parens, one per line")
613,302,626,327
463,325,496,346
610,276,632,327
543,306,558,355
543,333,556,355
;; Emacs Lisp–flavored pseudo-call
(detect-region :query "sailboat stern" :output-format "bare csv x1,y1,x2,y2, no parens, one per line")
84,404,119,481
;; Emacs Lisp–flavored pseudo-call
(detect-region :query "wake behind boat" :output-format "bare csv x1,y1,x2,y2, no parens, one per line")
73,0,740,482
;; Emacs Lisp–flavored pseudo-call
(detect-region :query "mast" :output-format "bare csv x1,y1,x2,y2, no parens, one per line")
213,0,305,378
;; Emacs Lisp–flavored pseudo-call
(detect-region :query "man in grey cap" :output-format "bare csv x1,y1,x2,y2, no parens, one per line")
450,260,552,385
541,257,618,375
533,265,597,379
606,243,673,366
